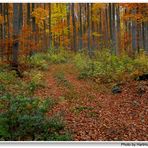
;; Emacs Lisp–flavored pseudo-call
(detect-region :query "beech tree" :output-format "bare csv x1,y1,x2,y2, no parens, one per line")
87,3,92,57
0,3,147,62
12,4,20,68
71,3,76,51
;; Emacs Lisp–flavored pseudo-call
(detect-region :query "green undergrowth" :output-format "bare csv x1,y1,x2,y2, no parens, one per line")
28,48,72,70
0,61,72,141
0,92,71,141
73,49,148,83
54,71,73,89
0,67,46,97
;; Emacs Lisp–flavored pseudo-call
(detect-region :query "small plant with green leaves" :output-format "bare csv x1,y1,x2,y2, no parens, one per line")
27,71,45,95
63,89,80,101
29,53,49,70
0,70,17,85
73,53,89,71
54,72,72,89
73,106,94,114
47,48,72,64
49,54,67,64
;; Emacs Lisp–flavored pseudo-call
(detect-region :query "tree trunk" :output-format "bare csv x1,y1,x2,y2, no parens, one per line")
112,3,116,55
32,4,36,33
19,4,23,30
87,3,92,57
67,3,70,49
131,9,137,53
91,4,95,49
109,3,112,43
12,4,20,68
99,9,102,49
71,3,77,51
43,4,47,50
2,3,6,60
144,22,148,52
7,4,10,61
27,3,30,25
48,3,52,49
0,3,3,60
116,5,120,55
31,3,36,55
79,3,83,50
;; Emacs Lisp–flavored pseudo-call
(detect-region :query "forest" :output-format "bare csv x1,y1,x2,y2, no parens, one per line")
0,3,148,141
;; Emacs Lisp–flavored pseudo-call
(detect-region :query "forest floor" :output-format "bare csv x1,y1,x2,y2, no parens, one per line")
34,63,148,141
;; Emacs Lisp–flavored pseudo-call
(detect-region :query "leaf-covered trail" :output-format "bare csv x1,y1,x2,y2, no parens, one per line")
35,64,148,141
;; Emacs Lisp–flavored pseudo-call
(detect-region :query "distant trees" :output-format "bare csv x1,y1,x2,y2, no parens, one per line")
0,3,148,65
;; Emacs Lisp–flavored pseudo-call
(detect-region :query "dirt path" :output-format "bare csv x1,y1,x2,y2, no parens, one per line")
35,64,148,141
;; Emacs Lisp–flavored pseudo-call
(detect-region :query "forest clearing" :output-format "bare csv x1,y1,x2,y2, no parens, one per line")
0,3,148,141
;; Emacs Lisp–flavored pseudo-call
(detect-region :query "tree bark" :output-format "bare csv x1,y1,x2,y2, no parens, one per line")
67,3,70,49
27,3,30,25
71,3,77,51
116,5,120,55
48,3,52,49
131,9,137,53
87,3,92,57
12,4,20,68
79,3,83,50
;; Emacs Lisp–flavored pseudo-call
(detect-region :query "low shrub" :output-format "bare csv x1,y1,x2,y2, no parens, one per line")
27,71,45,95
74,49,148,83
54,72,72,88
49,132,72,141
0,70,17,85
29,49,71,68
49,54,67,64
0,94,71,141
73,53,89,70
29,53,49,70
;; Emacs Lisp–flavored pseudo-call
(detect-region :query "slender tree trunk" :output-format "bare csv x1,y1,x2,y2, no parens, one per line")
109,3,112,43
109,3,116,54
71,3,77,51
31,3,36,55
0,3,3,60
99,9,102,49
131,9,137,53
32,4,36,35
43,4,47,51
139,23,143,49
7,4,10,61
112,4,116,55
91,4,95,49
19,4,23,30
87,3,92,57
105,5,109,43
142,22,145,50
67,3,70,49
144,22,148,52
48,3,52,49
12,4,20,68
116,5,120,55
27,3,30,25
2,3,6,60
79,3,83,50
